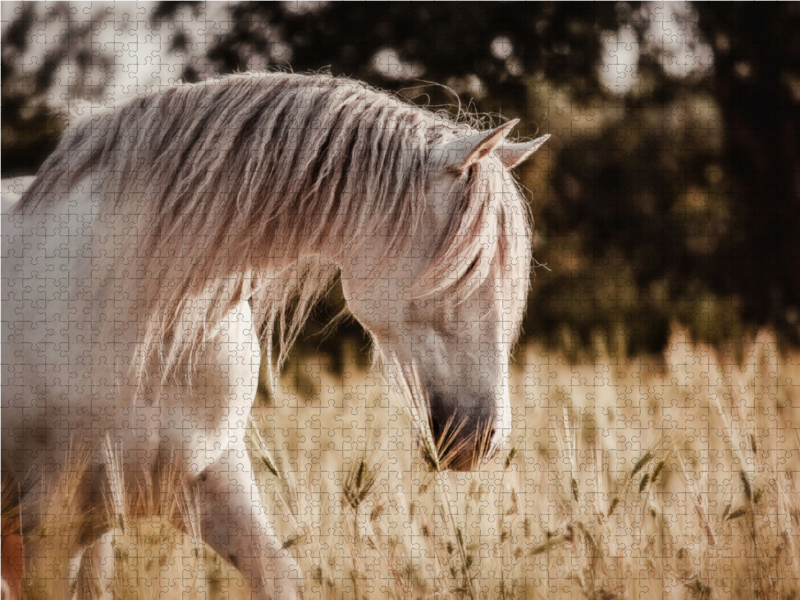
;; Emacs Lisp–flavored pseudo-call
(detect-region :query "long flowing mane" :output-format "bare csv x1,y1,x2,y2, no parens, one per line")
16,72,531,386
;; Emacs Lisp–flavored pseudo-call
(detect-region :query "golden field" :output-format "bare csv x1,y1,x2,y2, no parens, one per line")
6,325,800,600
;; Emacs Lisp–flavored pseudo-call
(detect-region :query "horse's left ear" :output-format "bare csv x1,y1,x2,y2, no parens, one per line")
435,119,520,173
496,134,551,169
435,121,550,172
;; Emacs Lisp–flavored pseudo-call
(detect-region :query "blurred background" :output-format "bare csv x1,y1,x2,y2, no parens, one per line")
3,1,800,362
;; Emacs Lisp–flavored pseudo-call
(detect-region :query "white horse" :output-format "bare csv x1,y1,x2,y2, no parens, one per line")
1,72,547,599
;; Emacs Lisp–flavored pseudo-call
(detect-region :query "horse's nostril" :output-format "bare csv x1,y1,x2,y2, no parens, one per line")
429,415,445,446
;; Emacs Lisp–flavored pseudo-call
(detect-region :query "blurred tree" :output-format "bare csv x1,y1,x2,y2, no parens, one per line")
1,3,67,176
160,2,621,108
695,4,800,340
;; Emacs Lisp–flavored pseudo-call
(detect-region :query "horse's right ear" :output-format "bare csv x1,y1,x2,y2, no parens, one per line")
433,120,519,173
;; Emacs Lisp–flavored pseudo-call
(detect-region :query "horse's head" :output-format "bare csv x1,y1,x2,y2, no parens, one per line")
341,120,548,471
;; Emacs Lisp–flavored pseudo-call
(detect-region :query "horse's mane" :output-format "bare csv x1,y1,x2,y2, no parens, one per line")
17,72,531,386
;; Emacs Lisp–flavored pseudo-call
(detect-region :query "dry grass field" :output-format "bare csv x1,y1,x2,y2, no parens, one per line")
6,325,800,599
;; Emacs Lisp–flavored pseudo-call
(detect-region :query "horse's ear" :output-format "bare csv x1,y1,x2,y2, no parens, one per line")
435,119,520,173
496,134,551,169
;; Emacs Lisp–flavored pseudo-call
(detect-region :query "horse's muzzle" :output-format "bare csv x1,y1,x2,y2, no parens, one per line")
428,397,503,471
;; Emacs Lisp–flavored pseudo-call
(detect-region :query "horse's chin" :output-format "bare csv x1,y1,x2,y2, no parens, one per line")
446,457,482,472
441,445,500,472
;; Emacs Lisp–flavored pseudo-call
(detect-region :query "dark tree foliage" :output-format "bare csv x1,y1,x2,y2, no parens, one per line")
1,4,65,176
158,2,620,105
694,4,800,340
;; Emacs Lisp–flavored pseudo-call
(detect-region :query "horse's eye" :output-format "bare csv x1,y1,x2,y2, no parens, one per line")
462,163,476,184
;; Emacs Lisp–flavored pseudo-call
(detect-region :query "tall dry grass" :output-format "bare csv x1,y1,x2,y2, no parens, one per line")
5,325,800,599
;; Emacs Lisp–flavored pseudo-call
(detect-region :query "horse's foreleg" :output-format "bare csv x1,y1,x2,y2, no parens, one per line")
196,450,300,600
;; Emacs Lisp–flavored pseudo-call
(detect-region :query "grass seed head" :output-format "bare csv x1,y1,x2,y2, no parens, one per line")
608,496,620,516
282,533,303,550
343,458,379,511
632,451,655,477
504,447,518,471
739,469,752,502
726,506,749,521
369,502,385,522
651,460,666,483
529,535,566,556
260,454,280,479
419,434,442,472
